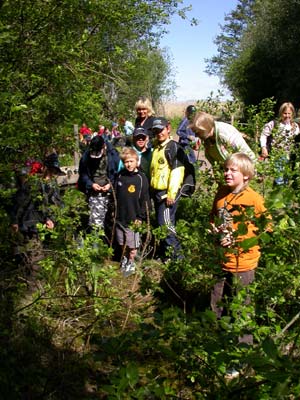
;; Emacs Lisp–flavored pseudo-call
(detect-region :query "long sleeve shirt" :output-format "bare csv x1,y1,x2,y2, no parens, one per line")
115,169,150,227
260,120,299,153
176,117,195,146
204,122,256,165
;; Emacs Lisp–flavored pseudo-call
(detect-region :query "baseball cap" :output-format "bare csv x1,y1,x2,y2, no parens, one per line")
133,127,147,138
151,117,169,131
44,153,65,175
90,136,105,152
186,105,196,115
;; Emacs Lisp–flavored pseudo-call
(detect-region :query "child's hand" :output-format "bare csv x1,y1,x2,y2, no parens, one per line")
45,219,54,229
219,230,235,247
166,197,175,206
11,224,19,233
209,223,219,234
209,223,235,247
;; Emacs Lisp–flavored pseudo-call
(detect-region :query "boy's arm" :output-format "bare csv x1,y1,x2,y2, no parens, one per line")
260,120,275,158
78,156,94,191
137,174,150,221
209,188,235,247
166,142,185,201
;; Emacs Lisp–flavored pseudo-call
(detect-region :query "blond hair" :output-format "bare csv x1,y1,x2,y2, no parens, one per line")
225,153,255,180
135,96,155,116
189,111,215,137
278,102,296,122
120,147,139,162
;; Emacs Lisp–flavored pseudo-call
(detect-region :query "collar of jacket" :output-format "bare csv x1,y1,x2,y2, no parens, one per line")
157,137,171,150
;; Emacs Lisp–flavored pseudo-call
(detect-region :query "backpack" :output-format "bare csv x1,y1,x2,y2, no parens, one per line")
165,140,196,197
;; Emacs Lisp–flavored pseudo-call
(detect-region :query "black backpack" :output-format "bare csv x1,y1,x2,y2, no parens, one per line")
165,140,196,197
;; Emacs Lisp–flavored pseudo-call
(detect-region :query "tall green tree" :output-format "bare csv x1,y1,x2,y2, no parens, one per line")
0,0,186,161
205,0,255,78
206,0,300,106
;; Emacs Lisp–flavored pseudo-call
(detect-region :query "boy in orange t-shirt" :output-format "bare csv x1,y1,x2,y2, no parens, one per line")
210,153,268,342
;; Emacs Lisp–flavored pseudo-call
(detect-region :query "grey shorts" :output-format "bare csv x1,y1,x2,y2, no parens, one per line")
115,224,140,249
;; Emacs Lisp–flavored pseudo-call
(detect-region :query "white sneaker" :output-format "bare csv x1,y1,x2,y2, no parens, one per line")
123,261,136,277
224,367,240,380
120,256,128,272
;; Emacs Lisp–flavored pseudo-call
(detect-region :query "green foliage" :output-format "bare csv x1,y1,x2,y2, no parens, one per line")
196,90,244,123
206,0,255,78
3,153,300,398
207,0,300,105
0,0,186,162
236,97,277,145
2,9,300,392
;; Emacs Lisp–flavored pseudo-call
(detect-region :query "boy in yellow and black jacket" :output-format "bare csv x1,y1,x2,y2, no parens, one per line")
150,117,195,261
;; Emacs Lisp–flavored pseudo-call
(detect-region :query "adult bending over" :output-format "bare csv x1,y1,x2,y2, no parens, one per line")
189,111,256,167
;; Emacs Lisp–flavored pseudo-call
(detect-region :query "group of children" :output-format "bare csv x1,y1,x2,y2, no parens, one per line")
77,115,195,276
13,96,300,382
79,119,133,154
76,109,272,356
12,100,277,362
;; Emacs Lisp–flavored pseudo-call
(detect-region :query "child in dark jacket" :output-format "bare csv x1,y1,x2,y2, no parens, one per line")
115,147,150,277
78,136,120,234
10,153,64,286
11,153,63,237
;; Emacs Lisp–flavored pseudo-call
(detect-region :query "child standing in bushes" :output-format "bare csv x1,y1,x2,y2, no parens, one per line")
260,101,299,185
10,152,64,290
115,148,150,277
210,153,269,346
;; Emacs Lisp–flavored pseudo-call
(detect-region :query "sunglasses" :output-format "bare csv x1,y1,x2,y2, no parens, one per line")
135,135,147,140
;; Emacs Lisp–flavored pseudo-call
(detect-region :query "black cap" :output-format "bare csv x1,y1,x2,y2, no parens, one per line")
151,117,168,131
186,105,196,115
90,136,105,152
133,127,148,137
44,153,65,175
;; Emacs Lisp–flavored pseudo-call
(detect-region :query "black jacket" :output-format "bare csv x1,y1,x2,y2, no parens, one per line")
11,178,62,235
78,142,120,195
115,169,150,227
135,116,156,139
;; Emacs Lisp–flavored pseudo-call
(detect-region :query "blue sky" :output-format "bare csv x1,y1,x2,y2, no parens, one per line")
160,0,238,101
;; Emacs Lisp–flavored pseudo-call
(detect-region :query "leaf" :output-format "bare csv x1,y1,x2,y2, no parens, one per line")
260,232,272,244
239,236,258,250
262,337,278,360
125,363,139,387
237,221,248,235
10,104,28,112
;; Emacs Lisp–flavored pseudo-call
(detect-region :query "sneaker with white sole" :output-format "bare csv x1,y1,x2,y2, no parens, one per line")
122,261,136,277
224,367,240,380
120,256,128,272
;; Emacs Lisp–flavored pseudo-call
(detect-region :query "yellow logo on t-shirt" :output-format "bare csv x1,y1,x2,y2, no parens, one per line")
128,185,136,193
